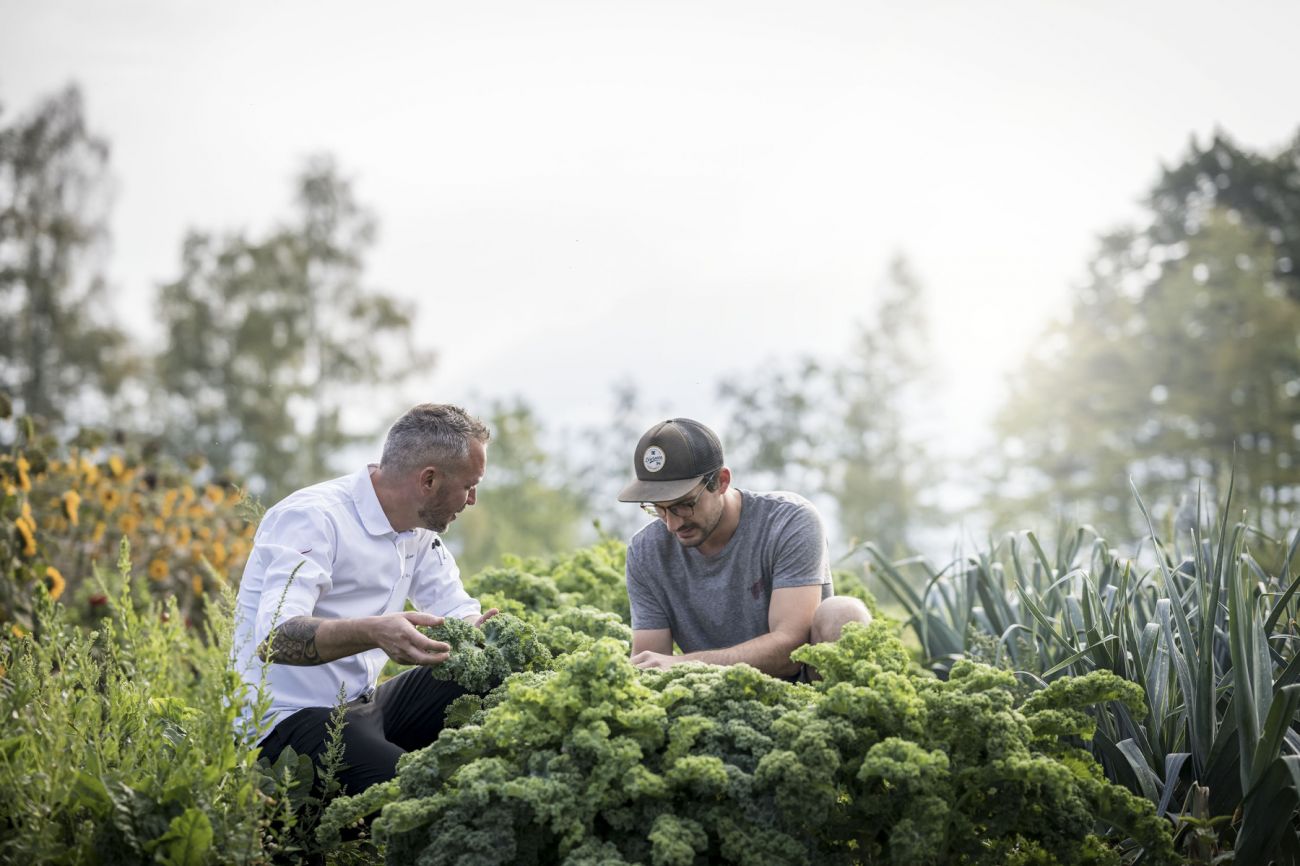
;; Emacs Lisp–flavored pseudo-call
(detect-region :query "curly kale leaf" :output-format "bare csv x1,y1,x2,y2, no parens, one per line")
539,605,631,656
421,613,552,693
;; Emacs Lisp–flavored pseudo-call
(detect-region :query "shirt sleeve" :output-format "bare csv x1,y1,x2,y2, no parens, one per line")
408,538,481,621
770,500,833,590
251,507,337,645
626,535,670,631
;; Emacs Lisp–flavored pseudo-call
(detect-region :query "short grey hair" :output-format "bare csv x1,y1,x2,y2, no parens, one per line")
381,404,490,473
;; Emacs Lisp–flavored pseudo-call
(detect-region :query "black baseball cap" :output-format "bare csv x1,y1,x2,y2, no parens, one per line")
617,418,725,503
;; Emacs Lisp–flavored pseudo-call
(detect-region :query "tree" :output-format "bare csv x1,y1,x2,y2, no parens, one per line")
154,156,429,497
718,254,939,555
0,85,132,425
995,204,1300,540
1149,128,1300,301
451,399,587,574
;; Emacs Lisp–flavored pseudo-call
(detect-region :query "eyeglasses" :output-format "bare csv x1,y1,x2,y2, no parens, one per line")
639,475,715,520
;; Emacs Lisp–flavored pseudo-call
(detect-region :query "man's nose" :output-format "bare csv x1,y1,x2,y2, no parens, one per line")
662,510,686,531
467,487,477,506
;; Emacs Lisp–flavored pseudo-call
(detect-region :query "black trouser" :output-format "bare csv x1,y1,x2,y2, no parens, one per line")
259,669,470,794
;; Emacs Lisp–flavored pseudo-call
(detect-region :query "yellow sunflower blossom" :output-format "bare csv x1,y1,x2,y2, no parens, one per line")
191,574,204,596
148,559,170,581
15,516,37,557
176,525,193,546
205,484,226,506
151,517,165,533
10,624,25,639
99,486,122,512
161,489,179,519
197,525,213,542
45,566,66,601
92,520,107,544
61,489,82,527
229,538,249,561
181,485,196,505
16,456,31,492
118,513,141,536
3,481,15,498
108,454,126,478
21,500,33,524
210,541,228,568
82,458,100,486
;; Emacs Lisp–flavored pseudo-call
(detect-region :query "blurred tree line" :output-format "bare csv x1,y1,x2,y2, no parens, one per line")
993,130,1300,540
3,84,1298,574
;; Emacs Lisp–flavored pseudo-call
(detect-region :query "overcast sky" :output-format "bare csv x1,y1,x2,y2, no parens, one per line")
3,0,1298,485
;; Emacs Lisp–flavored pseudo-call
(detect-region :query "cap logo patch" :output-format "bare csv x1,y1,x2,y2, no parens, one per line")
643,446,666,473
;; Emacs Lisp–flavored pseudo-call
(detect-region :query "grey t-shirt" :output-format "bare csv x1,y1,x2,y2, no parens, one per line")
625,489,833,653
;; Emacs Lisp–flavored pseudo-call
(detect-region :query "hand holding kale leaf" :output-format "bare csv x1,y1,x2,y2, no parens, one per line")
419,613,552,693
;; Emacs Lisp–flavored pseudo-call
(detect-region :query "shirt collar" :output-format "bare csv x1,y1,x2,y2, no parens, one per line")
352,465,398,537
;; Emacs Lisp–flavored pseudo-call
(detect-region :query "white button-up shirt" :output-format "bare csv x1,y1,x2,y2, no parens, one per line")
231,466,480,738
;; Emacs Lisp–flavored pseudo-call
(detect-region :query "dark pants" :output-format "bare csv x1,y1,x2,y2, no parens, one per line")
259,669,470,794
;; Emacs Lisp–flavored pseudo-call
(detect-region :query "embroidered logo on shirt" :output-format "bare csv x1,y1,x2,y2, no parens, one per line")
298,548,312,555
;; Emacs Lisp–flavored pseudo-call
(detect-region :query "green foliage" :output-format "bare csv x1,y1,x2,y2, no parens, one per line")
463,538,630,626
422,613,552,693
325,622,1176,865
0,541,269,864
870,510,1300,861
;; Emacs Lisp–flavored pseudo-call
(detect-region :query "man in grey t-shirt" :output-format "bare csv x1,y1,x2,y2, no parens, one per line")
617,418,869,679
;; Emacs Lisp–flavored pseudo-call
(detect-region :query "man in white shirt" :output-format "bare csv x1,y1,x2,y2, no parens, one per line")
232,403,497,793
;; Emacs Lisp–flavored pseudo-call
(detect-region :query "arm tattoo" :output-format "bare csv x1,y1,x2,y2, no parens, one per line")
259,616,324,665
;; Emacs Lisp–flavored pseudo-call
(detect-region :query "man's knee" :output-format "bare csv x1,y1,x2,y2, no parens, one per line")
811,596,872,644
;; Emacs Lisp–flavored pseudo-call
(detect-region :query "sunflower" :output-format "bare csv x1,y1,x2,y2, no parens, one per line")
108,454,126,478
118,513,141,536
10,624,25,639
99,486,122,512
15,516,36,557
16,456,30,492
175,525,192,546
148,559,170,581
92,521,107,544
210,541,228,568
190,574,204,596
61,489,82,527
205,484,226,506
44,566,66,601
161,489,179,519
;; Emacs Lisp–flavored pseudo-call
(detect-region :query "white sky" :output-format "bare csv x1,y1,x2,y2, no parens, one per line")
2,0,1298,500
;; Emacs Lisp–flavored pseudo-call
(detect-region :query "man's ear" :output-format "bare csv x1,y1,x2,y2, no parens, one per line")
419,466,439,491
715,467,732,493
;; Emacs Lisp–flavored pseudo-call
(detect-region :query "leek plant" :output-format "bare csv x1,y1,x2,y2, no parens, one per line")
870,500,1300,861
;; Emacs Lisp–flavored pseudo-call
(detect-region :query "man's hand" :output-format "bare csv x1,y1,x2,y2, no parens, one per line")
631,650,691,671
369,611,451,666
468,608,500,628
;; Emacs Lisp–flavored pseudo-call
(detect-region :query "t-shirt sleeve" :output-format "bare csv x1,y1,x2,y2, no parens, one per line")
770,500,833,590
626,535,670,631
251,507,337,645
409,540,481,620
